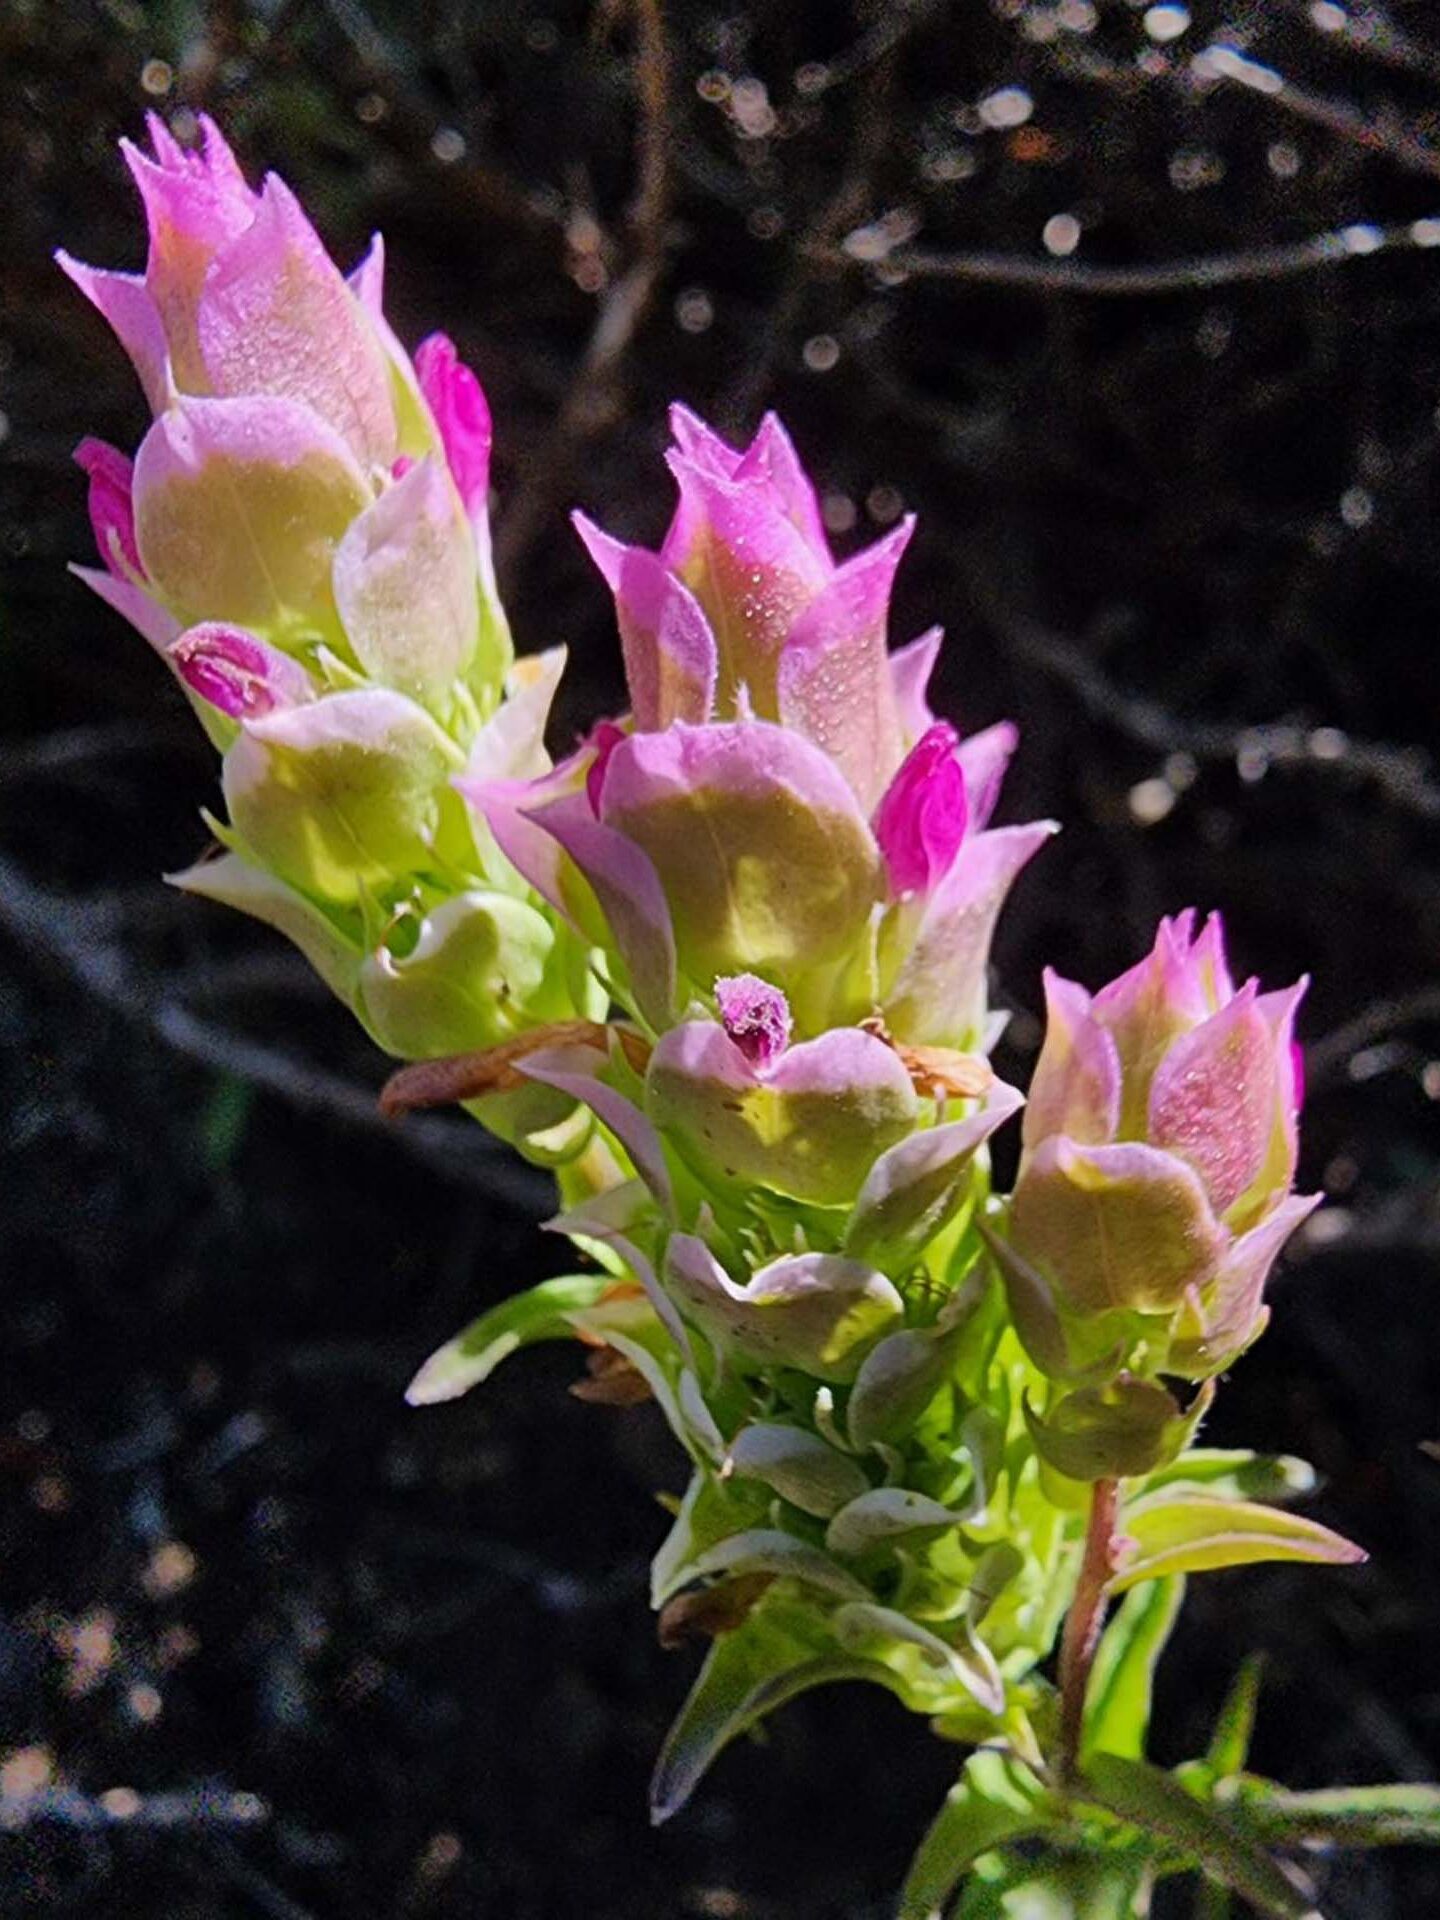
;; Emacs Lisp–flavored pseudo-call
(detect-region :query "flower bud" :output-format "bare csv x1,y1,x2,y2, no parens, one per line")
873,722,968,898
999,913,1319,1380
170,622,315,721
74,438,143,582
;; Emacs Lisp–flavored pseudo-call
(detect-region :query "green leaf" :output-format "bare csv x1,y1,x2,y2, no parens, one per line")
728,1422,871,1519
1206,1655,1264,1778
825,1487,962,1559
1083,1576,1185,1762
1134,1449,1318,1507
681,1528,871,1602
1076,1755,1316,1920
898,1750,1061,1920
404,1274,617,1405
1234,1780,1440,1849
1108,1497,1365,1594
954,1853,1154,1919
831,1601,1004,1717
649,1591,901,1824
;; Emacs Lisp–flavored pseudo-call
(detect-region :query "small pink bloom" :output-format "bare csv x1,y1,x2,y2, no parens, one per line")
415,332,493,522
1001,911,1318,1379
73,438,143,581
873,722,968,897
169,622,315,721
714,974,792,1073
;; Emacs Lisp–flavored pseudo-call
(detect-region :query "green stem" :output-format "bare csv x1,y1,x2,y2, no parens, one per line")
1058,1475,1120,1783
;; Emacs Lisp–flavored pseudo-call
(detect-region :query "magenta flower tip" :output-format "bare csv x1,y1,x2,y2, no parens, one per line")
714,973,792,1073
170,622,313,721
873,721,968,896
74,436,143,581
415,331,493,520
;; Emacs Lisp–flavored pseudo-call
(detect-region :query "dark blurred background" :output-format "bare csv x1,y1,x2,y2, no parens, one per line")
3,2,1440,1915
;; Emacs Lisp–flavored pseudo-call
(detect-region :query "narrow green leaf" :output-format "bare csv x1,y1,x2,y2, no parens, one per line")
1108,1497,1365,1594
1206,1655,1264,1778
1084,1576,1185,1762
1136,1449,1317,1507
404,1274,616,1404
1234,1780,1440,1849
898,1750,1061,1920
1077,1755,1316,1920
831,1601,1004,1717
649,1594,899,1824
825,1486,962,1559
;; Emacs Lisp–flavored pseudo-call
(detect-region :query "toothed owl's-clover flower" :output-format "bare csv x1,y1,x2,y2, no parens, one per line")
61,119,1374,1879
59,116,602,1129
467,407,1055,1047
988,913,1318,1471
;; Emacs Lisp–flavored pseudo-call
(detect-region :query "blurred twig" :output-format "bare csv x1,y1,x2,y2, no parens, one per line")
1004,621,1440,822
823,220,1440,296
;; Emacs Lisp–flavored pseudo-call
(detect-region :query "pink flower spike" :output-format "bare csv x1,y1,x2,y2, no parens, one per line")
74,438,143,581
169,622,314,721
585,720,626,816
874,722,969,897
415,332,493,522
714,973,792,1074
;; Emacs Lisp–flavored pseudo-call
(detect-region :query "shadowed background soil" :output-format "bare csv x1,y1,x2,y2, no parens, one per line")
2,2,1440,1914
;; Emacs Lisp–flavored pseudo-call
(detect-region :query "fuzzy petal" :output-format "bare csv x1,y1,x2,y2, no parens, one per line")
647,1021,917,1207
133,394,370,635
573,514,717,730
71,564,181,656
662,453,830,716
714,973,791,1072
56,255,170,412
1022,969,1123,1152
955,721,1019,834
845,1078,1025,1270
1010,1137,1226,1318
197,174,396,466
599,721,882,992
121,113,259,390
733,412,830,565
524,791,677,1031
873,720,968,898
884,822,1058,1049
333,457,478,707
168,849,361,1005
776,517,911,808
1148,983,1276,1218
889,625,943,743
222,687,462,903
1169,1192,1322,1378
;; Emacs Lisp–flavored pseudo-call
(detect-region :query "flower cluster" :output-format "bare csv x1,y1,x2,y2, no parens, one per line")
61,116,603,1153
62,120,1375,1908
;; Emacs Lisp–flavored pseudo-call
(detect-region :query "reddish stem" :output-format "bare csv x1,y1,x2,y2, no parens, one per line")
1057,1475,1121,1782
